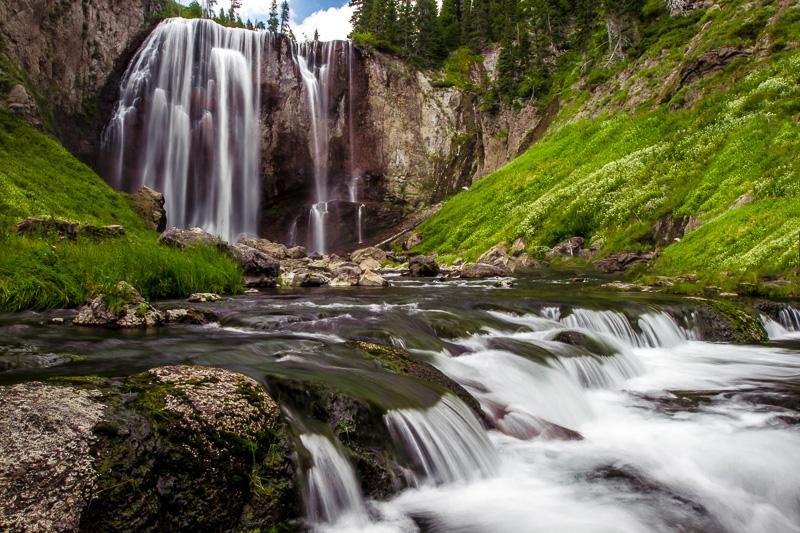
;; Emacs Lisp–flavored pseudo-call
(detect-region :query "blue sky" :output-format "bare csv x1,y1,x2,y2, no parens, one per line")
178,0,354,40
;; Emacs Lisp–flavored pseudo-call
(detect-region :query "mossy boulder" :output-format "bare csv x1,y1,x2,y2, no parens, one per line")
690,298,768,344
0,366,301,532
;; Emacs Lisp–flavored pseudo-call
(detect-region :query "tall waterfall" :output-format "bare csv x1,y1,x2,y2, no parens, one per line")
103,18,265,243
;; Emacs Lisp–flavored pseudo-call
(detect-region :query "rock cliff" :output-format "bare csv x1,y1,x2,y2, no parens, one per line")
0,0,161,159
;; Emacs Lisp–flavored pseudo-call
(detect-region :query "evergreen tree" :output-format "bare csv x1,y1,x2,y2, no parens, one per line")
397,0,415,56
230,0,242,27
280,0,291,35
413,0,442,65
268,0,280,32
438,0,462,52
313,28,320,41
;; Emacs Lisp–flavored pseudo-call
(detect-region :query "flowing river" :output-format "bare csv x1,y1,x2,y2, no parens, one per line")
2,275,799,532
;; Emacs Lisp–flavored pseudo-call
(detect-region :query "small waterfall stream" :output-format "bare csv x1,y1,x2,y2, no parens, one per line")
384,395,499,486
300,433,368,526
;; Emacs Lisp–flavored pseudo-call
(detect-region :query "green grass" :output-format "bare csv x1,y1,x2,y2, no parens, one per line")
416,3,800,295
0,110,242,311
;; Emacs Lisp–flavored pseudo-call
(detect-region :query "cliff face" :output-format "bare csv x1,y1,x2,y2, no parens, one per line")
0,0,160,160
257,41,545,248
1,7,540,250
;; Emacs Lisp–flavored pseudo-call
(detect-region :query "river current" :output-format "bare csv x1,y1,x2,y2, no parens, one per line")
2,275,799,532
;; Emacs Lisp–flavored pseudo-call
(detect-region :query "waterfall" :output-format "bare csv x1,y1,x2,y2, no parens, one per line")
294,41,336,255
561,309,694,348
300,433,368,526
102,18,264,243
761,306,800,340
357,204,365,244
384,395,499,486
779,306,800,331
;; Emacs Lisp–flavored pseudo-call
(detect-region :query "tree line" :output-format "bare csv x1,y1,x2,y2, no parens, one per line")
350,0,675,102
160,0,298,39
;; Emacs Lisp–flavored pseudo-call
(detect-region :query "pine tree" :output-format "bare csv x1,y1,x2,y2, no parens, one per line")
413,0,443,65
268,0,280,33
397,0,415,56
230,0,242,27
439,0,462,52
280,0,291,35
313,28,320,41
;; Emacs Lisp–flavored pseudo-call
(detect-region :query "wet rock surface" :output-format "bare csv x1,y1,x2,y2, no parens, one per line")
460,262,513,279
408,255,440,277
231,243,280,287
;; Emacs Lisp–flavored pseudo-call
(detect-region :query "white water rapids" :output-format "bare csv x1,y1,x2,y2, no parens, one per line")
312,307,800,533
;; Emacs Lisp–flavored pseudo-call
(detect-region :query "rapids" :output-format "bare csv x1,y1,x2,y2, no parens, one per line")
2,277,799,532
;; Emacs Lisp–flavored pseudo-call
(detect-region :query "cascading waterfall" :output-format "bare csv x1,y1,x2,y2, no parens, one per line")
561,309,695,349
779,306,800,331
384,395,499,485
294,41,334,254
761,305,800,339
103,18,264,243
300,433,368,526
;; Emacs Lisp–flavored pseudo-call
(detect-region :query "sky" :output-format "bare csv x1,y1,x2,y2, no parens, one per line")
179,0,354,41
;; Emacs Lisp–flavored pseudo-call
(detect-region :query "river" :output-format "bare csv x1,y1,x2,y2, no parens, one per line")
2,275,799,532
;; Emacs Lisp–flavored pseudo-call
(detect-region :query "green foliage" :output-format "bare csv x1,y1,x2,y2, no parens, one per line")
415,47,800,291
0,110,242,312
431,47,483,90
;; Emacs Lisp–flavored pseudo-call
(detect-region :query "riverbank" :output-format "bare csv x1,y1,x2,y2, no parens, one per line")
0,111,242,312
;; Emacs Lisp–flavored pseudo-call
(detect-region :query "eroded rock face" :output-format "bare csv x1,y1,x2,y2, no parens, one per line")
593,251,657,273
0,383,105,532
0,0,161,159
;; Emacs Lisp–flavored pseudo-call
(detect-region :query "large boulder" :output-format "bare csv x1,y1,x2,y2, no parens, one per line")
330,262,362,287
0,382,105,531
593,251,657,273
237,237,288,260
351,246,387,265
359,270,389,287
547,237,585,259
158,227,229,250
460,262,512,279
130,186,167,232
0,366,301,531
231,243,280,287
73,281,162,328
408,255,440,277
288,268,330,287
285,246,307,259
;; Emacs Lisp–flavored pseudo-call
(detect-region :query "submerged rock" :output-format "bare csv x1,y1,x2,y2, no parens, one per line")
129,186,167,232
73,281,162,328
408,255,440,277
231,243,279,287
187,292,221,303
163,307,218,325
460,262,512,279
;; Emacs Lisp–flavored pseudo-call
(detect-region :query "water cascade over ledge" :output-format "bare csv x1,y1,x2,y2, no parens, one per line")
103,18,265,242
103,19,365,251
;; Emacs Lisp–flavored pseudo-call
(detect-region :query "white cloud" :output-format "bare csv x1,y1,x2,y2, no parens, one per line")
291,3,353,41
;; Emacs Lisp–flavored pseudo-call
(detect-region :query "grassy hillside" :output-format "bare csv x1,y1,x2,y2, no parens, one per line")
0,110,242,311
416,1,800,295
